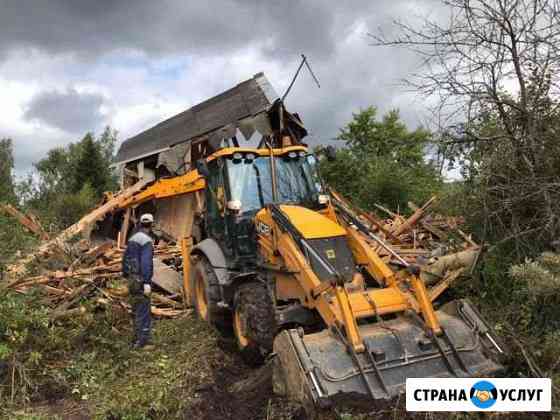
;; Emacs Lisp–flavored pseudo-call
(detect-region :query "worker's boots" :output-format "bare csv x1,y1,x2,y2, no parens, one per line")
132,340,155,351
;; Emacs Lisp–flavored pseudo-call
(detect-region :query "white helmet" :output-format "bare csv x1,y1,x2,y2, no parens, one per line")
140,213,154,224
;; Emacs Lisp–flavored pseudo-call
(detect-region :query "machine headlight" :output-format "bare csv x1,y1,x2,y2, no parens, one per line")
318,194,330,205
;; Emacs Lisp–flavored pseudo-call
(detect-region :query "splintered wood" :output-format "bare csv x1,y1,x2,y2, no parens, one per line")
3,241,187,319
330,190,481,288
0,203,49,240
5,179,148,278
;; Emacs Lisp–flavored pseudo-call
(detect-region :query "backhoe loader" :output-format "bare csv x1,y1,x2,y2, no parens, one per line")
107,75,503,410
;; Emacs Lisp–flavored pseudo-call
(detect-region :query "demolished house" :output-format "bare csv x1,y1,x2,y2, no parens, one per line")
110,72,307,243
115,72,298,185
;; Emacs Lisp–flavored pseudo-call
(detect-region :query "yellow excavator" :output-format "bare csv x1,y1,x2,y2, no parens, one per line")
105,75,503,410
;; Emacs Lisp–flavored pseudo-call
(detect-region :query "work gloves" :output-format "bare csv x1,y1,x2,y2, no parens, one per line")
143,284,152,296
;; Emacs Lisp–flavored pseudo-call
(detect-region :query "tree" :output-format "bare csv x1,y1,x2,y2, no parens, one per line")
371,0,560,255
71,133,113,197
320,107,441,212
24,128,119,229
0,139,16,203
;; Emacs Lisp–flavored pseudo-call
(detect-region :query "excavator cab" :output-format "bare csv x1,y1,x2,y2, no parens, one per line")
196,146,325,263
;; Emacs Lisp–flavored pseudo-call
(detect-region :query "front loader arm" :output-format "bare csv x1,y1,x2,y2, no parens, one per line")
118,170,206,210
344,226,442,334
274,224,365,351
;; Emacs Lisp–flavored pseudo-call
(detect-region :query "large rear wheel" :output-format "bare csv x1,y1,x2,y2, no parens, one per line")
190,255,231,335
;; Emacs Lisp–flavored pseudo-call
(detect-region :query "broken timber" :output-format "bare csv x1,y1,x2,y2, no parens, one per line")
0,203,49,240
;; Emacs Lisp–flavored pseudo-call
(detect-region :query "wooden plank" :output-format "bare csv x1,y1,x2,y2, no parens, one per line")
6,180,148,277
428,269,464,301
118,208,131,249
152,257,182,294
420,221,449,240
392,195,437,236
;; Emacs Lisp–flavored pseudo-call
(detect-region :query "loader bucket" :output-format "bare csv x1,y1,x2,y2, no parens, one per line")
273,299,503,409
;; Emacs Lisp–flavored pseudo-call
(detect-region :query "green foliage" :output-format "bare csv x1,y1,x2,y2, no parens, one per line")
71,133,114,197
0,215,37,270
0,290,51,405
0,291,50,361
320,107,442,212
438,70,560,257
0,138,16,204
51,183,98,229
509,252,560,334
0,288,222,419
20,127,119,230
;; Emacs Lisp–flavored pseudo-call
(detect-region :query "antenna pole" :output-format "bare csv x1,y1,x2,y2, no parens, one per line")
281,54,321,102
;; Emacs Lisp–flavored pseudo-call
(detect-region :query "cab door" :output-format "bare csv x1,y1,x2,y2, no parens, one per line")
204,159,228,247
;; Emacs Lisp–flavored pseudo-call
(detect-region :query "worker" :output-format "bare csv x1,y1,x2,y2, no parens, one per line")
122,213,155,349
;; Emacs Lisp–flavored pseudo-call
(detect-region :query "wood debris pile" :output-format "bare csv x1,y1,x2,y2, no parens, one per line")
331,191,481,290
3,240,187,319
368,196,479,264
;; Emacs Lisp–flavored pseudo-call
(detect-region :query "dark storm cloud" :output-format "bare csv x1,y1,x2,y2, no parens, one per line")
24,88,105,133
0,0,337,60
2,0,441,174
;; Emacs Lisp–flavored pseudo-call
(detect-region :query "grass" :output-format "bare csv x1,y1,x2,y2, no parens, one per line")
0,303,224,420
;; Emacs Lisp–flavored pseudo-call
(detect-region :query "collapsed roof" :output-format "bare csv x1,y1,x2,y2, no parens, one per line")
114,72,279,165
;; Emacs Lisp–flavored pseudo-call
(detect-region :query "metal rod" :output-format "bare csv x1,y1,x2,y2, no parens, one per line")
486,332,504,354
302,54,321,88
332,198,409,267
363,342,390,397
281,54,321,102
441,328,470,374
333,324,377,401
308,370,324,398
267,138,279,203
281,58,306,102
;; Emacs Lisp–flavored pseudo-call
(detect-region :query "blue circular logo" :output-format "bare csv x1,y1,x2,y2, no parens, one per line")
470,380,498,409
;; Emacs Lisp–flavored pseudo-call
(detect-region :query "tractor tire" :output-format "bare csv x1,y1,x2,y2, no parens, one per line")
190,255,231,335
233,282,276,366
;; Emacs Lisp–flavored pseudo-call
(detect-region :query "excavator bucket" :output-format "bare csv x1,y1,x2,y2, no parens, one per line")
273,299,503,409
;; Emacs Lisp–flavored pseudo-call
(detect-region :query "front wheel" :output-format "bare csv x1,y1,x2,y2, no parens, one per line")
233,282,276,366
190,255,231,335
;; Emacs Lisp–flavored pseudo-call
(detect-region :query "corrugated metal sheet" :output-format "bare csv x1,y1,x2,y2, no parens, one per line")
115,72,278,165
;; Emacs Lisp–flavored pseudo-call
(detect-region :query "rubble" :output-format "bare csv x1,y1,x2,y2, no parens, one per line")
3,185,479,323
3,239,187,319
330,190,481,289
4,180,148,278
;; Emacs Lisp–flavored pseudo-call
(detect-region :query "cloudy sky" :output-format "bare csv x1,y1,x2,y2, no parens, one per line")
0,0,442,176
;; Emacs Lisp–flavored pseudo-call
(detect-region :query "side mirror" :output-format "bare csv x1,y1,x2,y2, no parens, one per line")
195,160,210,178
325,145,337,162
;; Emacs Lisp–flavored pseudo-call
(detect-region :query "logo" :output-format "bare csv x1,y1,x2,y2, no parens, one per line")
406,378,551,412
325,249,336,259
256,221,271,236
470,380,497,409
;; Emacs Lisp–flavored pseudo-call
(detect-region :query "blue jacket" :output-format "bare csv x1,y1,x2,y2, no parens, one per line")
122,230,154,284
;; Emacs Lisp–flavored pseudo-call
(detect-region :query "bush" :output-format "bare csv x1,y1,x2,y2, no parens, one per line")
0,290,50,404
320,107,442,213
48,183,98,230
